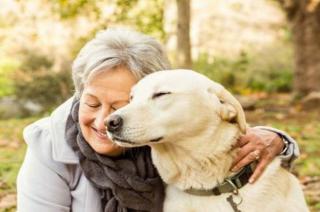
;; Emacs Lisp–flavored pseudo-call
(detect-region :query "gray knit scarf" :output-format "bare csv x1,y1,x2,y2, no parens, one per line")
65,100,165,212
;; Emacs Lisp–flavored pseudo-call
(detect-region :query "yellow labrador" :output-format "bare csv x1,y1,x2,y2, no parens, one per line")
106,69,308,212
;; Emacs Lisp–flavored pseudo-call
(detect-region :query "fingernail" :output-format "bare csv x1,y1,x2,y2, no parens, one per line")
249,178,254,184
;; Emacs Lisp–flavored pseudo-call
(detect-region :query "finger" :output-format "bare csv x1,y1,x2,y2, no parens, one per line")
249,156,272,183
236,135,250,147
232,144,255,166
231,149,260,172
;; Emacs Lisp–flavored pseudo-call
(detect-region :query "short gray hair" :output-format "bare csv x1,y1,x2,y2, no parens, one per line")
72,28,171,98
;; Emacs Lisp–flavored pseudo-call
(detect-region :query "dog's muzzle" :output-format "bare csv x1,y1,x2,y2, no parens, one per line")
105,114,123,134
105,114,164,146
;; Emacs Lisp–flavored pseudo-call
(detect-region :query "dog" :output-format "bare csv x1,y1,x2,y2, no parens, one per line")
106,69,308,212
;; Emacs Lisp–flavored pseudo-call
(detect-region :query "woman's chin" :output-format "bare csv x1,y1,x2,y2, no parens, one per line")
82,131,124,156
92,138,124,156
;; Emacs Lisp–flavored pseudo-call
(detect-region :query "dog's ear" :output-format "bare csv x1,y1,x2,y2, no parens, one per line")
208,85,247,133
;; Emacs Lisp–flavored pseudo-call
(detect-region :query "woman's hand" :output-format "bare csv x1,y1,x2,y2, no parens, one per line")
231,127,284,183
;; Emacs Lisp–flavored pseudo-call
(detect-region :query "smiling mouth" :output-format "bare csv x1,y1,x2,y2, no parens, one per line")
92,127,108,139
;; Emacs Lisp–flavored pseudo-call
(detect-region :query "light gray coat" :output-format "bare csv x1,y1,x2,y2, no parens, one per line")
17,98,102,212
16,97,299,212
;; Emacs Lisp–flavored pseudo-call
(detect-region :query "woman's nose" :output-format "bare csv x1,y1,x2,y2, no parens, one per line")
94,109,110,131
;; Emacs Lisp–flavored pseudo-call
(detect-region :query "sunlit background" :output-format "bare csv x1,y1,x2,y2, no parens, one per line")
0,0,319,211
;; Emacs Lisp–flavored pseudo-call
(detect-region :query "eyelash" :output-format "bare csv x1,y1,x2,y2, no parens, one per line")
152,92,171,99
85,103,100,108
86,103,119,112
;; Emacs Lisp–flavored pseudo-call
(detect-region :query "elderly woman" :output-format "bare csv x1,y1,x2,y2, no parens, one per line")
17,28,298,212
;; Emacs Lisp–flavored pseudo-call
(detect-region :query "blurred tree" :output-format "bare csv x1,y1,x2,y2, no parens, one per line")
52,0,100,19
2,0,166,112
176,0,192,68
52,0,165,41
277,0,320,96
12,50,73,111
113,0,166,41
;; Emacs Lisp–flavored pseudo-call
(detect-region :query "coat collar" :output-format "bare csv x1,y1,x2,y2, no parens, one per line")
50,96,79,164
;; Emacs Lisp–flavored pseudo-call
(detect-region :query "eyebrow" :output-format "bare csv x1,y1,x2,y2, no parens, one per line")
83,93,97,98
83,92,129,104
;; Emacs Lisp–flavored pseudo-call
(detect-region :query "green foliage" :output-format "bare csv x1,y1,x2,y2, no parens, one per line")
113,0,166,41
0,147,26,193
253,109,320,211
0,117,37,196
193,49,293,94
53,0,166,41
11,50,73,111
2,0,166,116
0,58,20,97
247,68,292,92
52,0,100,19
194,52,249,90
114,0,139,20
70,30,98,60
265,116,320,177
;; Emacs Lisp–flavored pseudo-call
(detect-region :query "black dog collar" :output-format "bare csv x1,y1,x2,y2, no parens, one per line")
185,162,256,196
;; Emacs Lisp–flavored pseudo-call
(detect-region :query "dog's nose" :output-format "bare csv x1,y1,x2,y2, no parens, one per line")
105,115,123,133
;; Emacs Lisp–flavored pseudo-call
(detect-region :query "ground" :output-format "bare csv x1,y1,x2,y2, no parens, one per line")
0,93,319,211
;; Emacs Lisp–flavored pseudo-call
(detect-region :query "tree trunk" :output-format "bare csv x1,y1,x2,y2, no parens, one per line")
176,0,192,68
278,0,320,96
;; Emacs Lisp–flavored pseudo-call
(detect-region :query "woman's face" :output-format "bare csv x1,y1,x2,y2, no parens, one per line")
78,66,137,156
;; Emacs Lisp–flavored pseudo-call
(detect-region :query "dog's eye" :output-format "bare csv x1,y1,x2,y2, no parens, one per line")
152,92,171,99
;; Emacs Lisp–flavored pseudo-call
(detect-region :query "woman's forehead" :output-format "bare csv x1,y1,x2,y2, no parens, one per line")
82,68,137,102
82,85,130,102
88,67,137,86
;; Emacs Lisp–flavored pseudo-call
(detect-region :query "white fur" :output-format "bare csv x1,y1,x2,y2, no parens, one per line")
108,69,308,212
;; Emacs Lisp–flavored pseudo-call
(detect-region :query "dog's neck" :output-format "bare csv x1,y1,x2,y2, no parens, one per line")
151,122,241,191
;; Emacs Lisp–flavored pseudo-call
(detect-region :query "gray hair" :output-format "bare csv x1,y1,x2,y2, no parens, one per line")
72,28,171,98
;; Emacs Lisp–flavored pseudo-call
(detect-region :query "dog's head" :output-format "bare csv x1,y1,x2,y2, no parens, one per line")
106,69,246,147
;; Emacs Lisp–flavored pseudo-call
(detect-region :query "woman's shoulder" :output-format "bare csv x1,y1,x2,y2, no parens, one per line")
22,97,79,178
23,97,73,151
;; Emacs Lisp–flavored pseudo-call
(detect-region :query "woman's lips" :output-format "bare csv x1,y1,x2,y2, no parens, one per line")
92,127,108,140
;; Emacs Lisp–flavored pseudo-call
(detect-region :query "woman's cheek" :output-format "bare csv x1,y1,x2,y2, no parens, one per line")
79,105,96,129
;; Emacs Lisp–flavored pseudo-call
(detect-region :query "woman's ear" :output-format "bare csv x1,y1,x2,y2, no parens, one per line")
207,85,247,134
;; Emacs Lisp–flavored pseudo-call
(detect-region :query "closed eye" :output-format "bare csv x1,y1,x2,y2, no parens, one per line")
85,103,101,108
152,92,172,99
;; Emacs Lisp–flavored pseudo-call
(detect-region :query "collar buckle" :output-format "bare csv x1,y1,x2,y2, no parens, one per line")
225,179,239,195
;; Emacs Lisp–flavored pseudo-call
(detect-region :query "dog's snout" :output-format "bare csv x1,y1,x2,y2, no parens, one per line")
105,115,123,133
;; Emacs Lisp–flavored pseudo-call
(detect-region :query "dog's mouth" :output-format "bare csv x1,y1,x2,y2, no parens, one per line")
150,136,164,142
112,135,135,145
110,134,164,147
